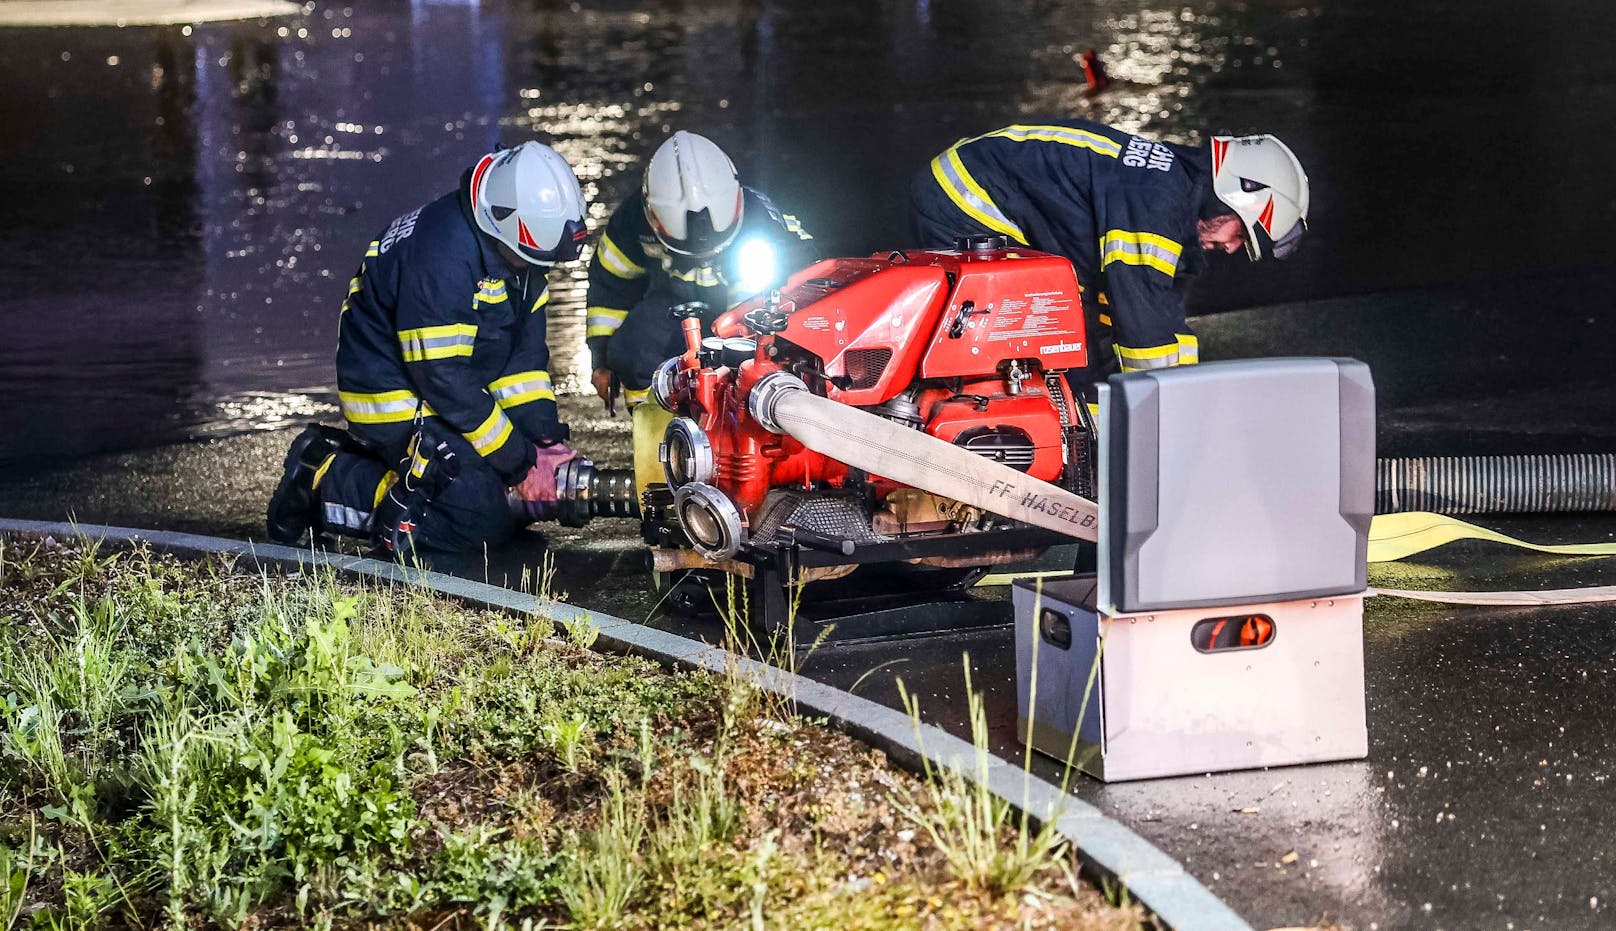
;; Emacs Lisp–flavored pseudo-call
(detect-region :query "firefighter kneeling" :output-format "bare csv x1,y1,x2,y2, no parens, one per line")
267,141,591,555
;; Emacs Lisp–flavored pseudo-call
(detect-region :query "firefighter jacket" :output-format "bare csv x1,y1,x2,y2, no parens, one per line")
335,178,566,486
919,119,1216,375
584,187,813,372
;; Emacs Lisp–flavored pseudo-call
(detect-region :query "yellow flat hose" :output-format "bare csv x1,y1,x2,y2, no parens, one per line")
977,512,1616,604
1367,511,1616,563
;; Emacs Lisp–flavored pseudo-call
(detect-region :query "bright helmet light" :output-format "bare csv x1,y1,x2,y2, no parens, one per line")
733,237,779,295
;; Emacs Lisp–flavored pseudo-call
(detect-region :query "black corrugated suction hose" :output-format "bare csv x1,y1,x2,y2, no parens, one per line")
1377,454,1616,515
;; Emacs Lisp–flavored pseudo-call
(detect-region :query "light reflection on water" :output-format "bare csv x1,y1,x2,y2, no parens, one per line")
2,0,1615,467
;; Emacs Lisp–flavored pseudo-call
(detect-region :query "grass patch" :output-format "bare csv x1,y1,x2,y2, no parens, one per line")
0,535,1143,929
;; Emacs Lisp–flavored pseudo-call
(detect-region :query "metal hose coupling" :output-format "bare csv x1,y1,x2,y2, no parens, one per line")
746,371,808,434
554,457,640,527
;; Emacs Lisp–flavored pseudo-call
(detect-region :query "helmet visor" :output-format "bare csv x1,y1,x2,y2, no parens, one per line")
516,217,589,266
1252,218,1306,261
1270,219,1305,260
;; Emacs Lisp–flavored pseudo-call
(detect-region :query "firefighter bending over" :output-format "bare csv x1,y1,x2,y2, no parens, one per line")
586,130,815,408
910,120,1309,384
267,141,590,555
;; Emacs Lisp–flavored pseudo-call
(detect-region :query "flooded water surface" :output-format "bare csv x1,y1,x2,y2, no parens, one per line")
5,0,1616,467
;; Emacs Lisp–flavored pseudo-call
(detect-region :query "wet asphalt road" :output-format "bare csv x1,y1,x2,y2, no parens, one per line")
7,280,1616,930
7,1,1616,927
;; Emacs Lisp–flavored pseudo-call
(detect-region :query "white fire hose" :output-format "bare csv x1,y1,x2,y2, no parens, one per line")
748,373,1099,541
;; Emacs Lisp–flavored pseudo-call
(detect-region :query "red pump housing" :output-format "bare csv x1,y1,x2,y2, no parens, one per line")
657,243,1089,556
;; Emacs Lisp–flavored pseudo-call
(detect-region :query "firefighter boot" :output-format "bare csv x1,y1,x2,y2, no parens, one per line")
267,424,350,545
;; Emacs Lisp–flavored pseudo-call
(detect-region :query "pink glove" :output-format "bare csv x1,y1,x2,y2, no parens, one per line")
510,443,580,522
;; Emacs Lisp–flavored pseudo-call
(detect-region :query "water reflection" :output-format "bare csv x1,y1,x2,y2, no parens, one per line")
3,0,1616,468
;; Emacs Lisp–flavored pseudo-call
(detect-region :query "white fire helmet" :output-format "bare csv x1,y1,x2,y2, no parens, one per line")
643,131,744,259
1209,134,1309,261
468,141,589,266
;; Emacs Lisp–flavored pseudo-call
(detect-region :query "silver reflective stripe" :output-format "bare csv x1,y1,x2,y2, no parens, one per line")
341,395,414,418
933,150,1026,242
1115,346,1181,371
403,332,476,353
323,502,370,531
1103,238,1180,270
490,373,553,405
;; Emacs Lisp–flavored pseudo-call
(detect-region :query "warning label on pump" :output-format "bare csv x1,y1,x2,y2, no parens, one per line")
989,291,1078,342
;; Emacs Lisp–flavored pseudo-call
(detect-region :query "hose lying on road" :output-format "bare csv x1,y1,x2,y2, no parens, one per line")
1377,453,1616,515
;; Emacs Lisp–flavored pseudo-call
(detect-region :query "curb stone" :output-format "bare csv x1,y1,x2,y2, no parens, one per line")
0,518,1252,931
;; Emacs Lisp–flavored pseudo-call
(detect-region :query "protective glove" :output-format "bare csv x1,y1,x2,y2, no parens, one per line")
508,443,581,523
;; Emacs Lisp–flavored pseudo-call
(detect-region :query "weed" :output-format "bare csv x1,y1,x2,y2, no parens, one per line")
891,660,1070,896
0,536,1136,930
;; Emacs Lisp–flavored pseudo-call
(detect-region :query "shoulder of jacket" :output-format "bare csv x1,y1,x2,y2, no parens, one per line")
744,187,811,240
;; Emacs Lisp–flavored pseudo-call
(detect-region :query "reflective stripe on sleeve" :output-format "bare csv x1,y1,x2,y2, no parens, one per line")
623,387,651,407
489,370,555,408
1099,229,1182,278
586,306,630,338
1115,341,1182,372
597,233,646,279
531,287,550,313
1176,332,1200,364
340,389,435,424
983,124,1123,158
464,406,515,457
365,240,381,258
398,323,478,362
930,147,1028,244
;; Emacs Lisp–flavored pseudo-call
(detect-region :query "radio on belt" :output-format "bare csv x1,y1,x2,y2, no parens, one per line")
1015,358,1374,781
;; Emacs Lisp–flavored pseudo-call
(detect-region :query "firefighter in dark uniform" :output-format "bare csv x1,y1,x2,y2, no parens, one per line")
910,120,1309,384
267,141,590,554
585,130,814,407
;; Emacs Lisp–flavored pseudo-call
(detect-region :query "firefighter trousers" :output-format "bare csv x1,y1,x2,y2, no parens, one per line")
316,420,517,553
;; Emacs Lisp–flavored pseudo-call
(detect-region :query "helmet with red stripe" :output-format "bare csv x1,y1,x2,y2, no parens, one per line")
1209,134,1309,261
469,141,588,266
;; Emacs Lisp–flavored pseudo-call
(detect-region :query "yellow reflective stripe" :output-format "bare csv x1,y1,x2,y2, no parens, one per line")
347,276,362,296
623,387,650,406
311,453,336,490
983,124,1123,158
930,148,1028,245
399,323,478,362
1176,332,1200,364
666,264,722,286
409,447,430,479
373,473,394,508
1100,229,1182,277
365,239,380,258
597,233,645,279
781,213,813,241
1115,340,1181,372
586,306,630,338
340,389,435,424
531,288,550,313
475,278,508,304
489,370,555,407
464,407,515,457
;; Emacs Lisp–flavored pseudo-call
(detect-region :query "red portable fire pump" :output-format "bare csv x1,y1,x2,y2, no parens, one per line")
621,235,1101,626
